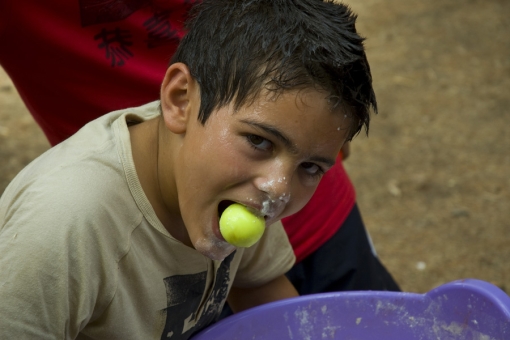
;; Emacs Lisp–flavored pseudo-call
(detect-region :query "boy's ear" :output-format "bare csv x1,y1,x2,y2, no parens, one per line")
160,63,198,134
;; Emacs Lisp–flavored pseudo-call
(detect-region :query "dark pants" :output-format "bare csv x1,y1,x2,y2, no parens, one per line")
220,203,400,319
286,204,400,293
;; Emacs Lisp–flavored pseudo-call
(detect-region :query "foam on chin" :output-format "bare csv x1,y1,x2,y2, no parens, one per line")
194,235,236,261
191,218,236,260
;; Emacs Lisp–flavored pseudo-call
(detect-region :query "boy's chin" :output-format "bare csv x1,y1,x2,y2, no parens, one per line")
194,238,237,261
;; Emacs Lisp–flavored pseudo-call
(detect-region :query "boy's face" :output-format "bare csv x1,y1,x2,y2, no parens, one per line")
172,89,352,260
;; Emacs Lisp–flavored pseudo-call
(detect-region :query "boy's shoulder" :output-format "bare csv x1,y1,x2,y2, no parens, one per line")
0,139,138,249
0,101,162,241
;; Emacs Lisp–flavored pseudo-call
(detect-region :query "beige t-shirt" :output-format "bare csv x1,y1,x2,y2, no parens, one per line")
0,101,295,339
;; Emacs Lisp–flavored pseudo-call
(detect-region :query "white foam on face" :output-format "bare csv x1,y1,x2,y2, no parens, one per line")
262,179,275,189
261,198,277,219
193,223,236,261
195,237,234,260
258,176,290,218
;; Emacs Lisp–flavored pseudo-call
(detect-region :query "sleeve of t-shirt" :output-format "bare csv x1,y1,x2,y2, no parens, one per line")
0,177,122,338
232,220,296,288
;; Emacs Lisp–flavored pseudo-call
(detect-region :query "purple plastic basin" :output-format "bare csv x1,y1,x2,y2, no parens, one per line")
193,279,510,339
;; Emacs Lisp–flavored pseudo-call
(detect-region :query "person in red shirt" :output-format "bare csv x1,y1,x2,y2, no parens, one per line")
0,0,399,296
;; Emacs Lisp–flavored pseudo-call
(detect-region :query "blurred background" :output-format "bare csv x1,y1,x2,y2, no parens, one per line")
0,0,509,293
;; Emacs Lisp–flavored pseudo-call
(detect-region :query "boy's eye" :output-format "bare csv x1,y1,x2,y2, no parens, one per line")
247,134,273,152
301,162,324,177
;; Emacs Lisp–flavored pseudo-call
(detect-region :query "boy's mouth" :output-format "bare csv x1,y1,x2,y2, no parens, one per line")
218,200,235,219
217,200,269,221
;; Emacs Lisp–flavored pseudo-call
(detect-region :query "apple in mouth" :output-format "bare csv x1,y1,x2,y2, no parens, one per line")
218,202,265,247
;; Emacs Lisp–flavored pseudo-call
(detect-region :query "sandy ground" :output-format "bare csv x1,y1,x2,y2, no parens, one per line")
0,0,509,294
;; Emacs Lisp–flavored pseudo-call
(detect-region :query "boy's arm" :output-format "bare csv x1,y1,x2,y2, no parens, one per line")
227,274,299,313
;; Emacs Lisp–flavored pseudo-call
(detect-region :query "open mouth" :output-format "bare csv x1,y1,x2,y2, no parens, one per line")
218,200,269,221
218,200,235,219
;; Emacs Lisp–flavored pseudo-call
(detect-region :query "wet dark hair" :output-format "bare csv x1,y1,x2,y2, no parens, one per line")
171,0,377,139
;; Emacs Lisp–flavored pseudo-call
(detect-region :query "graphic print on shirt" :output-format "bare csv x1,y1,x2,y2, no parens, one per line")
78,0,196,66
160,252,235,339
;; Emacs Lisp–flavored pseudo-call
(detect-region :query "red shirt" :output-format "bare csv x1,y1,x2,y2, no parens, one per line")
0,0,355,263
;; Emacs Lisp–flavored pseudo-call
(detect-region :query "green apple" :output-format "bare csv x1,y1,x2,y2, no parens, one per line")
219,203,265,247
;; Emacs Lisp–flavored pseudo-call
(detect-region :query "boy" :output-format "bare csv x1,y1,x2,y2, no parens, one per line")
0,0,400,297
0,0,377,338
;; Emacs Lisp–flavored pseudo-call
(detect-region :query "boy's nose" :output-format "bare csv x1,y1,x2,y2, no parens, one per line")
254,163,293,204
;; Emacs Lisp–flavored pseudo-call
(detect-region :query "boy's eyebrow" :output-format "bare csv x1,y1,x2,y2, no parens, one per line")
240,119,336,167
241,119,297,153
308,155,336,169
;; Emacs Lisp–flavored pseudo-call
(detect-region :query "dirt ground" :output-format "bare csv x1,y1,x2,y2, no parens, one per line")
0,0,509,294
